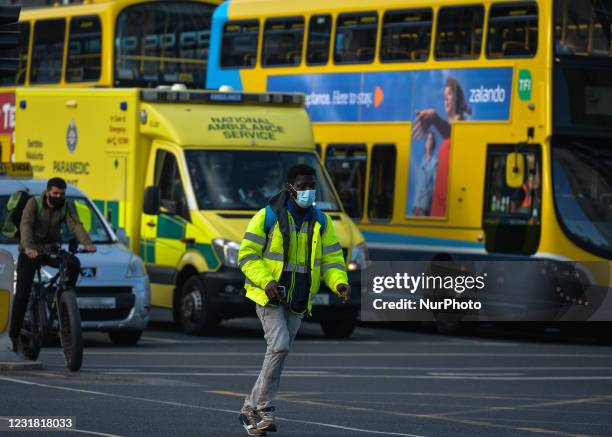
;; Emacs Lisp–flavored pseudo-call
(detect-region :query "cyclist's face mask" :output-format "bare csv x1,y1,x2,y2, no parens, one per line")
46,187,66,208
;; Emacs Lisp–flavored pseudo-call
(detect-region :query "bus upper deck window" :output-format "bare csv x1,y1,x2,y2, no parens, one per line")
262,17,304,67
307,15,331,65
115,2,213,88
30,18,66,84
380,9,432,63
487,2,538,58
67,15,102,82
435,6,484,60
334,12,378,64
0,21,29,86
554,0,612,57
221,20,259,68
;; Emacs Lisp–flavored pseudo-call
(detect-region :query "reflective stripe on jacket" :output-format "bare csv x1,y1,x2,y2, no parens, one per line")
238,190,348,314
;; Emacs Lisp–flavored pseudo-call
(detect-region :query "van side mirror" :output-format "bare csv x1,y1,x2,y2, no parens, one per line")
143,186,160,215
506,153,525,189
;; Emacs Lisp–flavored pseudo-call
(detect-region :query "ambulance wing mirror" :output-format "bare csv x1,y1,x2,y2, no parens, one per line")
506,153,525,189
143,186,160,215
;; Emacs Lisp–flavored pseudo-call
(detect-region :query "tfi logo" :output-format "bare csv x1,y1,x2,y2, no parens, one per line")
518,70,532,101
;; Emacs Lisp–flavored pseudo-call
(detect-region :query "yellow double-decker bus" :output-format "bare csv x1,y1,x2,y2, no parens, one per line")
0,0,220,161
207,0,612,264
207,0,612,325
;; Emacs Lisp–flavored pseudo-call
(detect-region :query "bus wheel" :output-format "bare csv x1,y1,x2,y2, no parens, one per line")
179,276,217,336
320,317,356,338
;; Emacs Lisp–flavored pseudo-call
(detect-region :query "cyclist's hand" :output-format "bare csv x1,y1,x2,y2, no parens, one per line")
25,248,38,259
84,244,96,253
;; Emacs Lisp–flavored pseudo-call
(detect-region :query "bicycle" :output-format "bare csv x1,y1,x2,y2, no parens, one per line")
19,239,88,372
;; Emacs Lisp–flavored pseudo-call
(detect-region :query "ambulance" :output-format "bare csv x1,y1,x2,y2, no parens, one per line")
14,88,367,337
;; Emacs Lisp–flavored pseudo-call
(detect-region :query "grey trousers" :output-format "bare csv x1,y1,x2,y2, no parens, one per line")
244,304,303,410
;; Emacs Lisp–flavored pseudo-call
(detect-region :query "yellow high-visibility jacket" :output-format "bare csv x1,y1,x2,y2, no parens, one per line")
238,190,348,314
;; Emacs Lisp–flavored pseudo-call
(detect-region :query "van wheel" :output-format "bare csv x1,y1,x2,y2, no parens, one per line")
109,330,143,346
320,317,356,338
179,276,217,336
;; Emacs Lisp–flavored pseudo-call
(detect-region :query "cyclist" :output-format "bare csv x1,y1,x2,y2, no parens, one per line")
9,177,96,354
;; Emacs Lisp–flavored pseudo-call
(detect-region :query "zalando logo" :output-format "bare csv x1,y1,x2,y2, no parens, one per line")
469,85,506,104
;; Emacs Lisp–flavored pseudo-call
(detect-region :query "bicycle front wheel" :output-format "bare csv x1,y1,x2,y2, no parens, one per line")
58,289,83,372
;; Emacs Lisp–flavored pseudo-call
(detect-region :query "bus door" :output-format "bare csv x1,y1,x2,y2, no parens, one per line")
483,144,542,255
314,123,406,224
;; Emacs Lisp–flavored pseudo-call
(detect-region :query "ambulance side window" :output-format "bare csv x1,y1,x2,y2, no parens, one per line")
30,18,66,84
155,150,188,219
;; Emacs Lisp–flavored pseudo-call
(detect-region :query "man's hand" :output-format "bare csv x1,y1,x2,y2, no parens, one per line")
84,244,97,253
337,284,351,303
25,248,38,259
265,280,281,301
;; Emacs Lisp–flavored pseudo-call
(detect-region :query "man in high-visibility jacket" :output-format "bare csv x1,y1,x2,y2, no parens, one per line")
238,164,350,436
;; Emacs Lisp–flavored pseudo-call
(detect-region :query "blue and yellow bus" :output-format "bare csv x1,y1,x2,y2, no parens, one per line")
207,0,612,266
206,0,612,327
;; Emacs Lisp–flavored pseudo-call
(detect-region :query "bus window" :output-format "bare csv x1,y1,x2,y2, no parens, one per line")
315,143,322,158
334,12,378,64
487,2,538,58
380,9,432,62
307,14,332,65
436,6,484,59
368,144,396,221
115,1,214,88
325,144,367,220
67,15,102,82
555,0,612,57
30,19,66,84
262,17,304,67
221,20,259,68
0,21,29,86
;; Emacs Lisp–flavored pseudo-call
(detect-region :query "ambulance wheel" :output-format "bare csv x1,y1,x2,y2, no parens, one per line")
179,276,217,335
320,317,356,338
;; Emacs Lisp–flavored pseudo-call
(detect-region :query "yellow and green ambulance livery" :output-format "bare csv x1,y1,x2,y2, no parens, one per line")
14,87,367,337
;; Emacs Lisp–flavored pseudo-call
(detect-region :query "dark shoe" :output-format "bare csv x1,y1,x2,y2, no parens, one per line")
257,406,277,432
239,406,265,436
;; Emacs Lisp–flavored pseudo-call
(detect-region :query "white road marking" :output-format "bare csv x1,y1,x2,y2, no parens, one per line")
427,372,525,377
97,371,612,381
141,336,385,345
0,417,123,437
57,364,612,371
0,376,426,437
40,351,612,358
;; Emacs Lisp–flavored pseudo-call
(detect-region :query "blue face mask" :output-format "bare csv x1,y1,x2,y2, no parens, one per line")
291,186,316,208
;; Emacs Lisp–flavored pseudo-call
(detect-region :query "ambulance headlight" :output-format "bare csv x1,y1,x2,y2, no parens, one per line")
213,239,241,268
126,255,146,278
347,243,368,272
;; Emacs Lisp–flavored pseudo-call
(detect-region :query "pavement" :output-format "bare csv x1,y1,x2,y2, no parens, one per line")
0,318,611,437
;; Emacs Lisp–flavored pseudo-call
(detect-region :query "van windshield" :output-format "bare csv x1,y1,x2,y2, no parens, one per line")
185,151,341,211
0,195,112,245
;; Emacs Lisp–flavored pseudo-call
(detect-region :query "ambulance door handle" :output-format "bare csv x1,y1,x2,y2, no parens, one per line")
146,220,156,227
65,100,78,108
